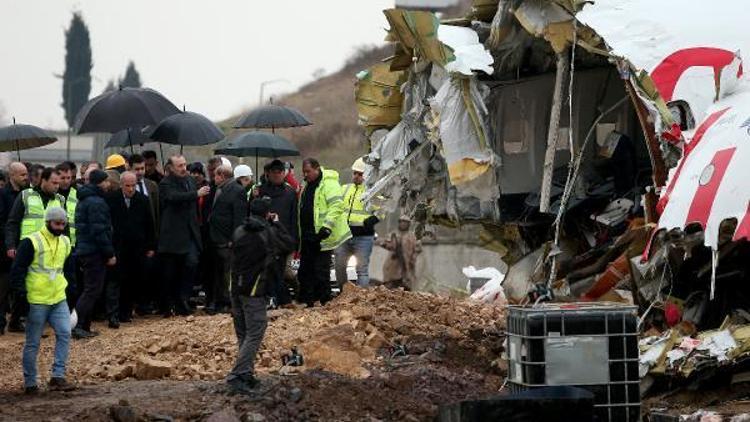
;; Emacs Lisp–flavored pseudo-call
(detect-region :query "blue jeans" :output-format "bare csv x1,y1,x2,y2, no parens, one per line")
334,235,374,287
23,300,71,388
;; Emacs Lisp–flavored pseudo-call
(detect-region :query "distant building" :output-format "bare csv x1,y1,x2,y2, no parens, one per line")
1,130,97,168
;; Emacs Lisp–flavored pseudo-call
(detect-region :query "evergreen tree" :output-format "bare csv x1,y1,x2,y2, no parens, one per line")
120,61,142,88
103,79,116,93
62,12,92,128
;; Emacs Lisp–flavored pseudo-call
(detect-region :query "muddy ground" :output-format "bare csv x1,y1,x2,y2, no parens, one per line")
0,285,506,421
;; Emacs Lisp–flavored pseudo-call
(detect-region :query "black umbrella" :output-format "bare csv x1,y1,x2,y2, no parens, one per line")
0,118,58,160
214,131,300,171
148,111,224,153
105,127,151,149
233,104,311,132
73,87,180,151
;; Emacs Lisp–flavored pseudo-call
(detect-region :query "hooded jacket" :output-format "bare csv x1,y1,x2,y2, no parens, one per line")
231,215,296,297
74,184,115,259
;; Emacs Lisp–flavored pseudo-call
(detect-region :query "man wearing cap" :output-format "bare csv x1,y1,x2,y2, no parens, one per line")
10,207,76,393
104,154,127,192
335,157,379,288
159,155,210,316
297,158,351,307
227,198,295,394
234,165,254,196
206,165,246,314
256,159,297,306
72,169,116,339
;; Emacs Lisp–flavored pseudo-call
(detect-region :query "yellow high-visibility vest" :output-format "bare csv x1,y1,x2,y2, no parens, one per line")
20,189,64,240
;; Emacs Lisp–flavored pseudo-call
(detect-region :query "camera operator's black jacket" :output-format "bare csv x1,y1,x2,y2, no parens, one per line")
230,215,296,297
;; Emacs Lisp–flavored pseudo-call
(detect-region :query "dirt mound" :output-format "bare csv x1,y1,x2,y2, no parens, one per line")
18,285,504,385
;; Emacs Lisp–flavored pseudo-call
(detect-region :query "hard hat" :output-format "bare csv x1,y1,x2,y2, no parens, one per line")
234,164,253,179
351,157,366,173
399,214,411,222
105,154,127,170
220,157,232,168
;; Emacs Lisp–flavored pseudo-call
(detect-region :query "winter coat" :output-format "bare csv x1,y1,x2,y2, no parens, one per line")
208,178,247,246
256,182,298,244
231,215,296,297
74,184,115,259
298,168,351,251
158,174,201,254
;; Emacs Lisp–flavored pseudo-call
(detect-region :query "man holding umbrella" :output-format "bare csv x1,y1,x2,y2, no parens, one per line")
159,155,209,316
297,158,350,307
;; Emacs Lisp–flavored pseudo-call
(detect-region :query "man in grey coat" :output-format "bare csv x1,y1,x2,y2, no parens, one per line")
206,165,247,314
158,155,210,316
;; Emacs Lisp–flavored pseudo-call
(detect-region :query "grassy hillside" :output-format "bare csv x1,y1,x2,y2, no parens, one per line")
221,45,392,179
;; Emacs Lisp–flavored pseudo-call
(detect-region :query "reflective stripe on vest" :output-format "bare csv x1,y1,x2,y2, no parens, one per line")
26,230,70,305
65,188,77,244
342,183,371,227
21,190,64,240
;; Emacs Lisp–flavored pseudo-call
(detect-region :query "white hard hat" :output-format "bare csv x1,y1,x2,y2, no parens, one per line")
351,157,366,173
234,164,253,178
220,157,232,169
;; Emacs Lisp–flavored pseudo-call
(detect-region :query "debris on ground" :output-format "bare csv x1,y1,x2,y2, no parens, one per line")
0,285,506,421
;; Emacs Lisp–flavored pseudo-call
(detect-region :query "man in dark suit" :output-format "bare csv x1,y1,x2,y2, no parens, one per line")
206,165,247,314
158,155,209,316
128,154,159,314
105,172,155,328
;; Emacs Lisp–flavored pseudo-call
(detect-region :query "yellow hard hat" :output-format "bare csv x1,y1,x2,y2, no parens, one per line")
351,157,366,173
105,154,127,170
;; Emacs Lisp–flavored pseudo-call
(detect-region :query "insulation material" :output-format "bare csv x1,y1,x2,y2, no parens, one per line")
429,77,495,189
355,62,406,130
657,89,750,249
577,0,747,126
437,25,494,76
513,0,574,53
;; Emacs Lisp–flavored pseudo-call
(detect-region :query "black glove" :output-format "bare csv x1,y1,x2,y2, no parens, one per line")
363,216,379,231
317,227,332,241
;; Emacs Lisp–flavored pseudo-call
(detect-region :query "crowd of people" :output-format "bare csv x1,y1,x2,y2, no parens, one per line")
0,151,406,395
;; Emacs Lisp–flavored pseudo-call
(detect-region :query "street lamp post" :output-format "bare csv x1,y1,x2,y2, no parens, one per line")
258,79,289,105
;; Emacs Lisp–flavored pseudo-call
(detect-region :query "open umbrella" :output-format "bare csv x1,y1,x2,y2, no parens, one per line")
73,87,180,151
233,104,311,132
105,126,151,149
0,118,58,160
148,111,224,153
214,131,300,171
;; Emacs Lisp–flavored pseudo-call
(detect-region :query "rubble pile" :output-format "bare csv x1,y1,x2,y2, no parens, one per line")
47,284,505,385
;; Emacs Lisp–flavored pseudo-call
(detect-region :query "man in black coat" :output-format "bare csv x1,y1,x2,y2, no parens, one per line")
105,172,156,328
0,162,28,334
73,170,116,339
206,165,247,314
226,198,295,394
158,155,210,316
255,159,298,307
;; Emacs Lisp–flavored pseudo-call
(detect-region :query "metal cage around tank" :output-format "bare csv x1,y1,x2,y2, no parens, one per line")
506,302,641,422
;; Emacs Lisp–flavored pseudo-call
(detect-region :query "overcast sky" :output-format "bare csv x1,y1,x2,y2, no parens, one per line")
0,0,392,129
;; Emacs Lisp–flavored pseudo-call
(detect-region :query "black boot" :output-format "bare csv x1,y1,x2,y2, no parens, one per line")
108,316,120,329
